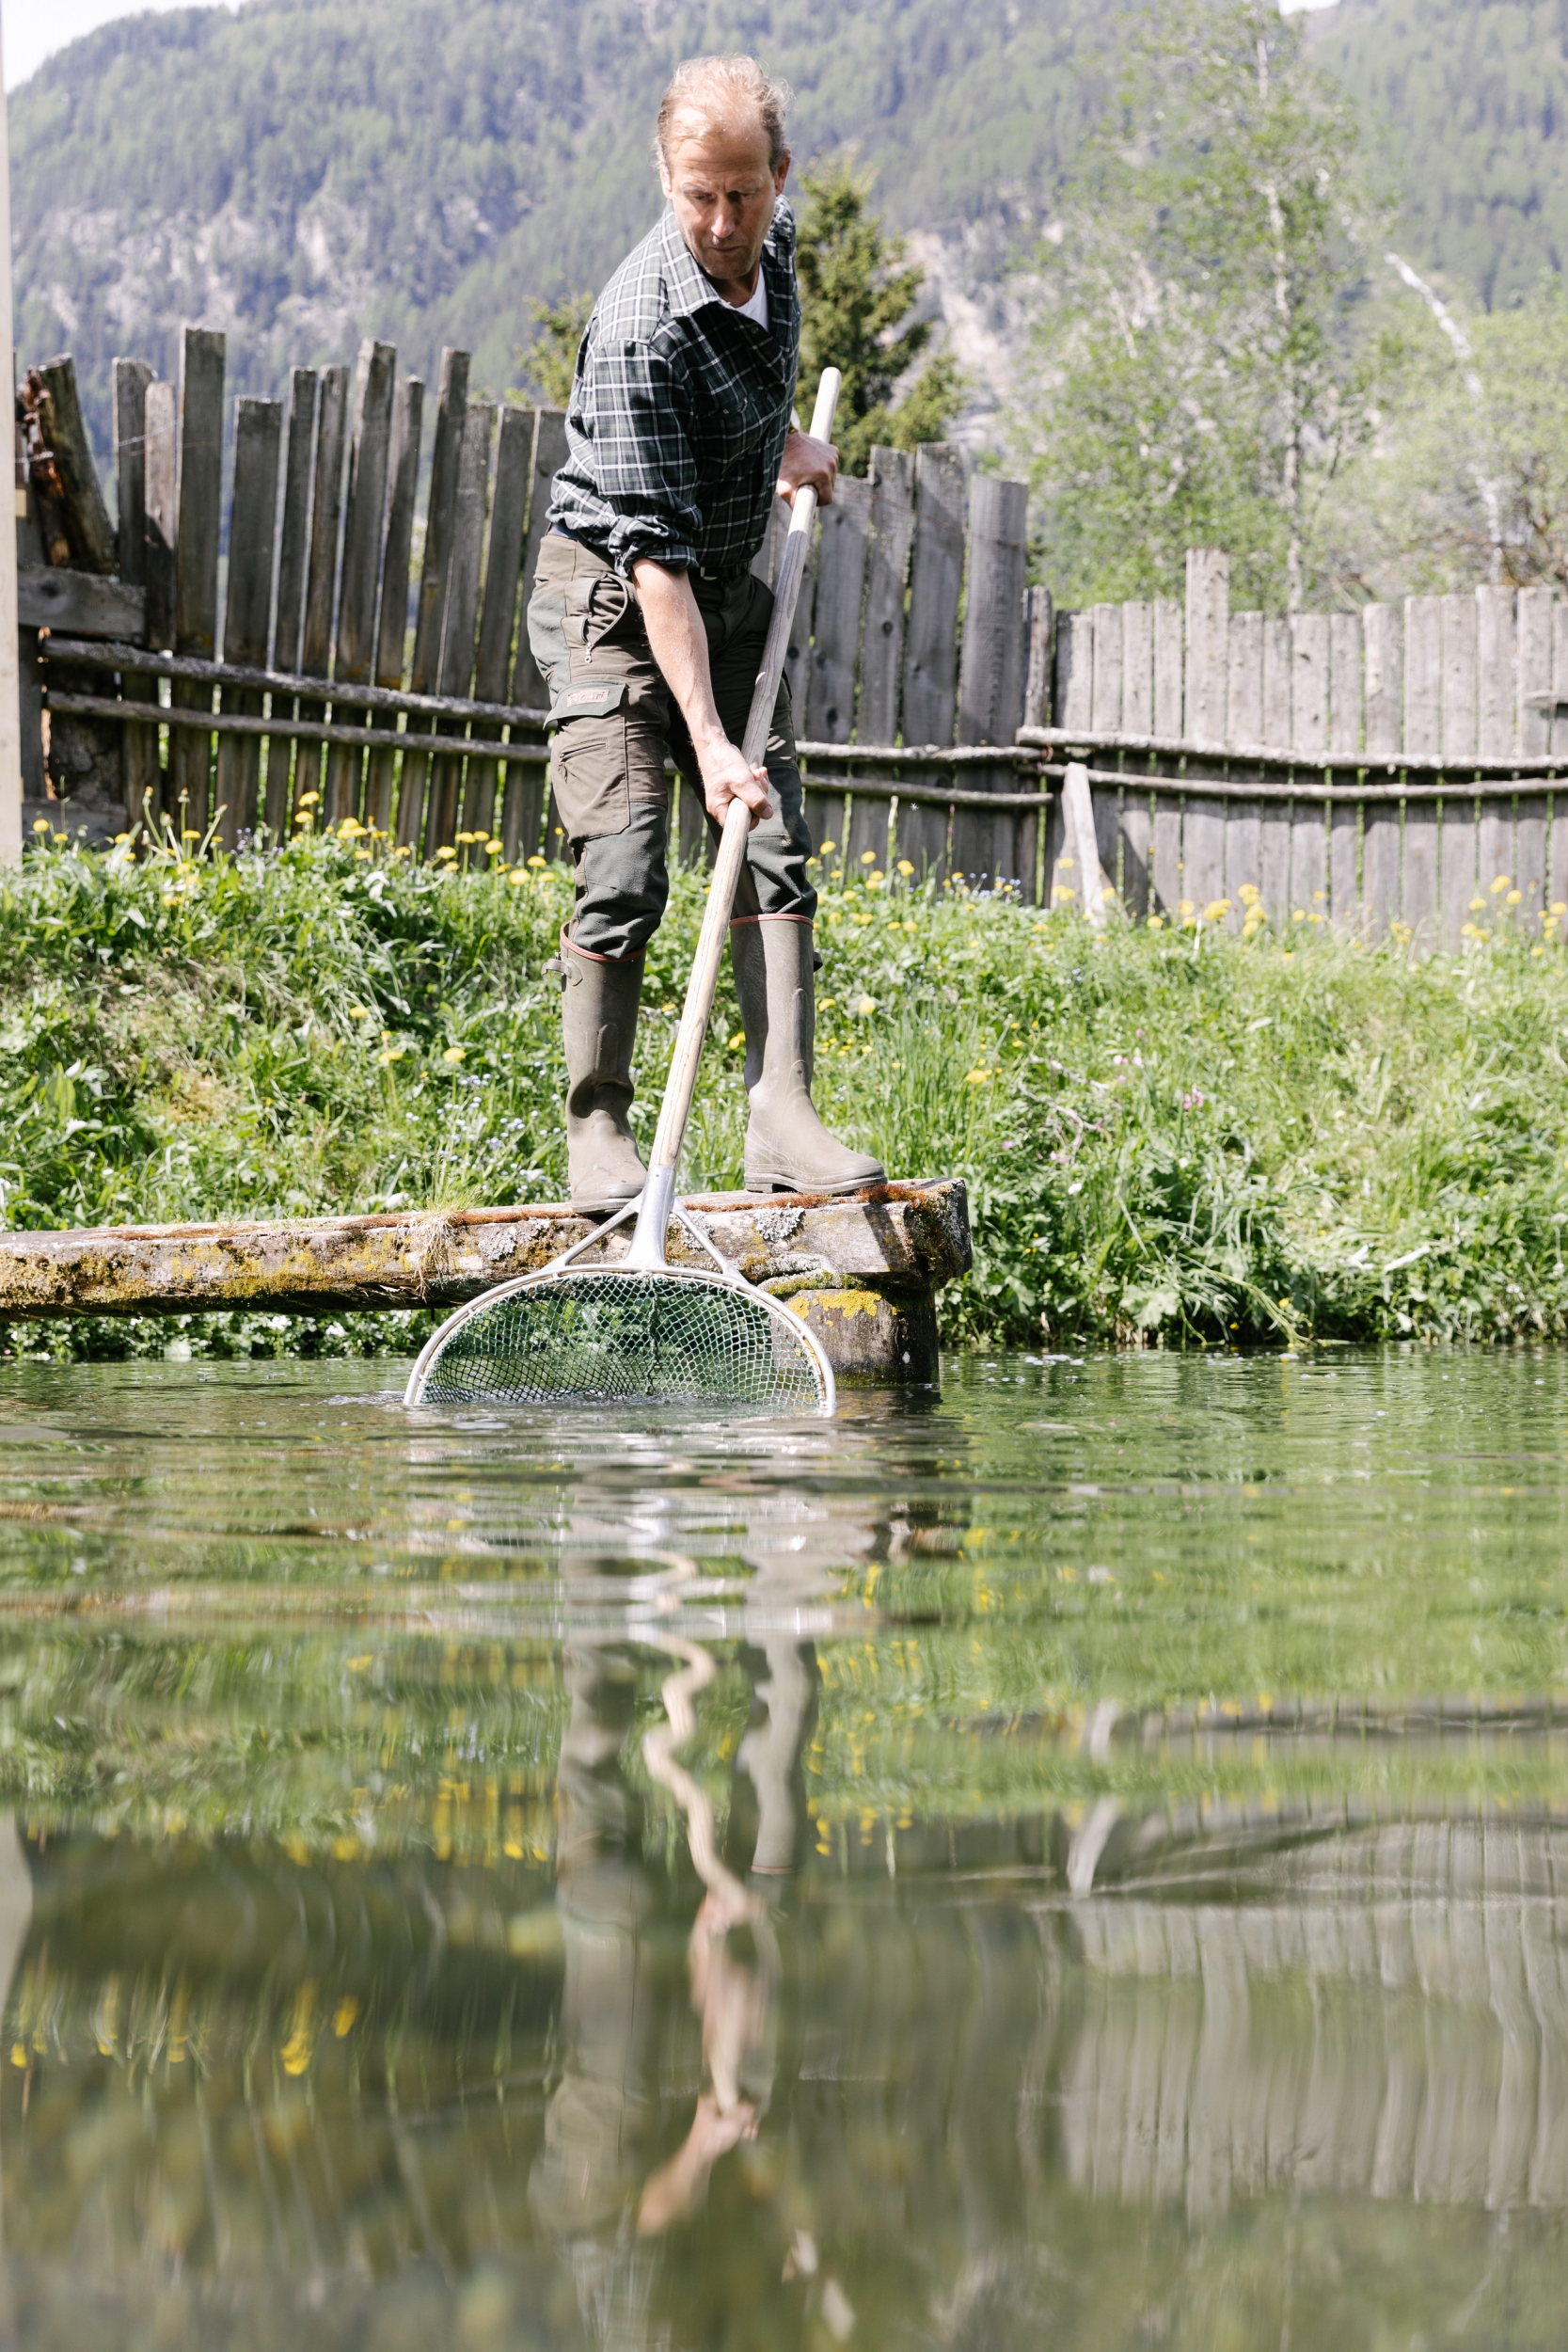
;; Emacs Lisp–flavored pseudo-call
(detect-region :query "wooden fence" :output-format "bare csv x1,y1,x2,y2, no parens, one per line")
19,327,1568,949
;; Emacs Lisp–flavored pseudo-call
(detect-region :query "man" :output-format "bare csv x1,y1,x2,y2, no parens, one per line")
527,54,886,1210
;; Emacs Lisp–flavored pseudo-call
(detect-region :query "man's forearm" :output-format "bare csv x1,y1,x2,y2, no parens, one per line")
631,560,727,760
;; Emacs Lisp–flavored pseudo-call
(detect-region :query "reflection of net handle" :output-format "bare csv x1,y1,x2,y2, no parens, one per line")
645,368,842,1183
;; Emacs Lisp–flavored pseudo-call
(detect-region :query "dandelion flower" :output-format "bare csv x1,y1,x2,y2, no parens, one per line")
528,854,547,869
442,1045,466,1064
1491,874,1511,894
896,859,914,876
727,1030,745,1050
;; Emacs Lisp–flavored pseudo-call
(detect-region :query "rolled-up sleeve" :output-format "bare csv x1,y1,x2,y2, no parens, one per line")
579,338,702,575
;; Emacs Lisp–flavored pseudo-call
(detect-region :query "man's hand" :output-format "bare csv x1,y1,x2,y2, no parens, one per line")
778,427,837,510
632,557,771,830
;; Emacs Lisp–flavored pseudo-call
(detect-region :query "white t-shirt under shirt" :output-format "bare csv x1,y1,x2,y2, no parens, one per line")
730,274,768,329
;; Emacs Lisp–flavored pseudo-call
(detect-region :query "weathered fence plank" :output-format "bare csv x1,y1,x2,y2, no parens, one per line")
1152,793,1182,917
1360,604,1402,936
467,401,533,854
1122,601,1153,739
1054,611,1092,734
1476,585,1517,896
214,397,281,848
1152,599,1183,737
396,349,469,851
1022,585,1053,733
954,475,1029,887
1227,612,1262,747
1438,594,1480,948
113,358,158,831
1091,603,1123,735
903,443,965,749
364,374,424,838
1401,597,1442,946
1516,588,1554,923
293,361,349,814
33,357,116,574
1182,549,1227,742
427,398,494,852
1291,614,1329,758
807,472,871,743
513,405,566,713
265,369,319,835
859,447,914,750
325,340,396,827
169,327,226,833
143,378,178,658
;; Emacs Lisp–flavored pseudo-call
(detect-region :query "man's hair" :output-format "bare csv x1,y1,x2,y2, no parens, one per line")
656,55,793,173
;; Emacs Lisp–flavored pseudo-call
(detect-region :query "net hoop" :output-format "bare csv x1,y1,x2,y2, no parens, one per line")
404,1262,837,1414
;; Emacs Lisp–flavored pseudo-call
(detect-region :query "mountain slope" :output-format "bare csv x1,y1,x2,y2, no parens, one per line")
11,0,1107,453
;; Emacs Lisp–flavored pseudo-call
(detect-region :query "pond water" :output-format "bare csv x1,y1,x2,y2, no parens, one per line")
0,1346,1566,2347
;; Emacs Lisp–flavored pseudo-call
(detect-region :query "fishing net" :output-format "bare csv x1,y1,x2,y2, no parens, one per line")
406,1266,832,1412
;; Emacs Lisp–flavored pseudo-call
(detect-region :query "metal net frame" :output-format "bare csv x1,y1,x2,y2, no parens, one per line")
404,1263,834,1413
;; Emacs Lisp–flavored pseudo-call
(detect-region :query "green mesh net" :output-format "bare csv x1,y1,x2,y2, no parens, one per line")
408,1267,830,1411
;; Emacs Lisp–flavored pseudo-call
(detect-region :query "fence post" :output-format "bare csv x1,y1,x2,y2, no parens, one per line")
169,326,225,838
0,43,18,869
953,473,1028,888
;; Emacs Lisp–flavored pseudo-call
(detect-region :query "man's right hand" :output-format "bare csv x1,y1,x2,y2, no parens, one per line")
698,735,770,830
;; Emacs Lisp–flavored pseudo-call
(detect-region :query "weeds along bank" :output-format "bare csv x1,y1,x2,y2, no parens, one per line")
6,826,1568,1361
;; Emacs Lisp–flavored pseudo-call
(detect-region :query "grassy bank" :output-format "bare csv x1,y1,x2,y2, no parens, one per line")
5,825,1568,1358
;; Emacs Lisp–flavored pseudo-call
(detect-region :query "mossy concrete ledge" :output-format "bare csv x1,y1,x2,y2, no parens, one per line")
0,1180,971,1385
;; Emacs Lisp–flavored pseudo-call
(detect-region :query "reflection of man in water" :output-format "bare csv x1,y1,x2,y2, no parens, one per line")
531,1638,816,2347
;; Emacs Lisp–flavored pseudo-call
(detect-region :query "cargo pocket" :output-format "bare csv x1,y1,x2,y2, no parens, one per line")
552,707,633,843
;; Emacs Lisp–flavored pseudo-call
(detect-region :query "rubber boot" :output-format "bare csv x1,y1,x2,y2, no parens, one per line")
559,932,647,1210
731,919,886,1196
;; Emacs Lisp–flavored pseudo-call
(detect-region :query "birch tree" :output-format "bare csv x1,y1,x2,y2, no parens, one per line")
1012,0,1381,611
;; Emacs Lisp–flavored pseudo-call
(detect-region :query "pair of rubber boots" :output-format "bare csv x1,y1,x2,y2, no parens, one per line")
559,921,885,1208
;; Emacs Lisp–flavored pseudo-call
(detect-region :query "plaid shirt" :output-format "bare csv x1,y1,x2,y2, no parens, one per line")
548,199,800,577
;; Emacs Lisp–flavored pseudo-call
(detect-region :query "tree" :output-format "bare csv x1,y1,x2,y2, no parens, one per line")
1009,0,1382,611
513,293,594,410
795,160,965,476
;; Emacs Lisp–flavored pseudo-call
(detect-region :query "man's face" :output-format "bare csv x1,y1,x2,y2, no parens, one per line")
660,120,790,289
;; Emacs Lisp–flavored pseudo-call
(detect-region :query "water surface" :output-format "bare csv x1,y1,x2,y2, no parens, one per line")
0,1347,1564,2346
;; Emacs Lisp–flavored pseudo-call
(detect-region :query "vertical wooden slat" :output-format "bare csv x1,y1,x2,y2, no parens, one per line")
1329,804,1359,929
1361,605,1402,940
1260,617,1292,746
169,326,225,835
1291,799,1327,918
396,350,470,850
464,401,532,850
859,446,914,748
1122,601,1153,737
1551,603,1568,763
143,379,178,653
512,406,567,711
1258,614,1292,916
806,473,871,741
1329,612,1362,755
801,775,848,876
1290,615,1329,757
1259,791,1291,927
427,399,495,853
1182,549,1227,742
1180,550,1227,913
1225,798,1261,911
1552,786,1568,919
214,397,281,849
1090,603,1123,733
292,361,349,813
953,474,1028,884
1402,596,1442,947
1515,587,1553,930
113,358,158,831
264,370,318,836
847,769,892,873
1476,583,1516,896
1152,793,1182,917
364,374,424,838
1121,787,1152,918
1054,611,1092,733
1439,592,1479,946
325,339,397,827
1152,598,1183,736
1226,612,1262,747
782,523,819,763
902,443,965,749
1022,585,1053,731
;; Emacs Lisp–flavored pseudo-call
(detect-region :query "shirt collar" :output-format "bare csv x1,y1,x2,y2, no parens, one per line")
658,196,792,322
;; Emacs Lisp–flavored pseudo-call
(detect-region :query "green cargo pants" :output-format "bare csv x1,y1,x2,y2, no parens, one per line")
526,530,816,961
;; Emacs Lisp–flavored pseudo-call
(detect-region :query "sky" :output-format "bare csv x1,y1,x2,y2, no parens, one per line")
3,0,1340,92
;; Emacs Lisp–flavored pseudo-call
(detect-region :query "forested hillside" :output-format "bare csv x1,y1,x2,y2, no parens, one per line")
11,0,1109,452
1313,0,1568,305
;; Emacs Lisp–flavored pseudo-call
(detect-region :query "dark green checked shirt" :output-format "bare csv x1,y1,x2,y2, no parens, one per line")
548,199,800,579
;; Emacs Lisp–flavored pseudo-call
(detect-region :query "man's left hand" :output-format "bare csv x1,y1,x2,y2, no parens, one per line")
778,427,837,510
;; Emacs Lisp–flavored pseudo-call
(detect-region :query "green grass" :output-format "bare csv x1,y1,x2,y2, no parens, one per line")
6,825,1568,1358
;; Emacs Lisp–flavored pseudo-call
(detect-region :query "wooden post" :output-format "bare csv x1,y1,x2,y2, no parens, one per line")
859,447,914,749
427,398,493,854
0,36,19,868
1180,550,1228,915
169,327,225,837
1402,596,1441,948
1289,612,1329,921
1515,585,1552,927
264,369,318,835
397,349,469,851
214,398,282,848
142,378,178,654
1475,583,1515,902
29,358,116,574
1227,612,1262,747
1120,598,1153,915
292,362,349,814
1438,590,1479,948
363,374,423,839
464,401,532,851
902,443,965,747
1328,612,1362,924
1362,602,1403,939
325,340,397,827
113,358,158,833
806,472,871,742
953,473,1028,888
